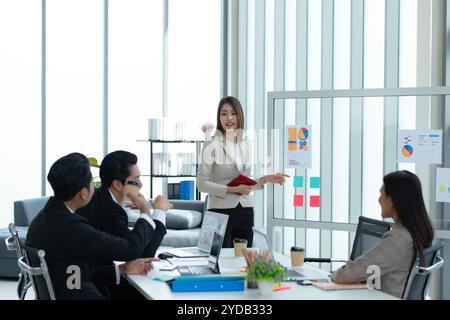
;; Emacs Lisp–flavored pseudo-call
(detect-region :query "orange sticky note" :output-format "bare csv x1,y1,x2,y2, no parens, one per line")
294,195,304,207
310,196,320,207
288,128,297,140
273,285,290,291
288,142,297,150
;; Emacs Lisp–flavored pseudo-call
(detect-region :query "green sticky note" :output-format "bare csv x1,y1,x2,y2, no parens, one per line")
293,176,304,188
310,177,320,189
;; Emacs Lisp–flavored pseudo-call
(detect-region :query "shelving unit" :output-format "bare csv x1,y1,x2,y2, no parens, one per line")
138,139,204,200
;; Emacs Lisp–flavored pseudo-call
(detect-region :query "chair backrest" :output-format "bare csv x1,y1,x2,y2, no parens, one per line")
350,216,392,260
14,197,49,226
6,223,32,299
402,242,444,300
19,247,56,300
7,223,25,259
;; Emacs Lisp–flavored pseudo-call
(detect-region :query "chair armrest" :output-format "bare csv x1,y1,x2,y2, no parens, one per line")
18,257,44,276
417,255,444,275
5,236,15,251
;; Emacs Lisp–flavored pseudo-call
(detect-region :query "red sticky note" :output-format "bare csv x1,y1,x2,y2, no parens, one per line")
294,195,304,207
310,196,320,207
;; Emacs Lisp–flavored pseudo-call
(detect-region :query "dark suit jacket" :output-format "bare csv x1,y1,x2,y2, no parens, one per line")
26,197,154,300
77,187,166,262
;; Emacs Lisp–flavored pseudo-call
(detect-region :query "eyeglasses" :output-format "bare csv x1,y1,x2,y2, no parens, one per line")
126,180,140,187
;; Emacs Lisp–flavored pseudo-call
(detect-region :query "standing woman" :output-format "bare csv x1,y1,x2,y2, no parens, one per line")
197,96,289,248
331,170,434,298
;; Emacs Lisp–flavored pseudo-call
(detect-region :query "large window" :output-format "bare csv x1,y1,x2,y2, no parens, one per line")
168,0,220,124
0,0,41,227
108,0,163,197
45,0,104,194
0,0,222,227
239,0,438,263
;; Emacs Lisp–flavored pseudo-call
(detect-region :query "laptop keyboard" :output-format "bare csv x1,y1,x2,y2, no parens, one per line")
178,266,214,275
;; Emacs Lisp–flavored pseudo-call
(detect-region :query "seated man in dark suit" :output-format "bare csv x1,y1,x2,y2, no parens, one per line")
78,150,171,261
26,153,157,300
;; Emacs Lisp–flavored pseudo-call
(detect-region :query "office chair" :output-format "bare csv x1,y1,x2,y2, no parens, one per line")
305,216,393,263
401,242,444,300
5,223,32,300
18,247,56,300
349,216,393,260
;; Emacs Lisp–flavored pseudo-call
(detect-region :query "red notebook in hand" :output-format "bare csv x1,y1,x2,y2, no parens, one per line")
227,175,258,187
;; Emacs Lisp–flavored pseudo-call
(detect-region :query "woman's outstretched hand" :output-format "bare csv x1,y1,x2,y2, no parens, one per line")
263,173,290,185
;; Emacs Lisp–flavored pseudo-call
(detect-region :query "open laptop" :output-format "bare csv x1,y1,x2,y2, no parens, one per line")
164,211,229,258
252,228,328,281
176,229,225,275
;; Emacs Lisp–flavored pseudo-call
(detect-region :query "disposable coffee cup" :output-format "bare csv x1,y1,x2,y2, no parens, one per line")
233,238,248,257
291,246,305,267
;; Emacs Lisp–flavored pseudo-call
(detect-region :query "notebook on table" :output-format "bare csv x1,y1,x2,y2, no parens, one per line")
227,175,258,186
312,282,368,291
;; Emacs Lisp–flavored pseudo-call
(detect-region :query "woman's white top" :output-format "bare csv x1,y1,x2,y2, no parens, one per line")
196,130,264,209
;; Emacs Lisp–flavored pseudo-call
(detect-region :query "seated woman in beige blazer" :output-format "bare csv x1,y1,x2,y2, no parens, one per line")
331,170,434,298
197,96,289,248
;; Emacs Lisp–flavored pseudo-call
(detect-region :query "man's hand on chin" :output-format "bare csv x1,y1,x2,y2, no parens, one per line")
152,195,173,212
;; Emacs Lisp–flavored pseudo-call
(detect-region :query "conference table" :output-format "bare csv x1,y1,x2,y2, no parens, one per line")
125,248,398,300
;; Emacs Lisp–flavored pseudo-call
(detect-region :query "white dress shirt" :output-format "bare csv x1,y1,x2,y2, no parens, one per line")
108,190,166,284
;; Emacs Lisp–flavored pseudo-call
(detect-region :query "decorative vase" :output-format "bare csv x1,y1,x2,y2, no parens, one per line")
257,280,274,296
203,128,213,140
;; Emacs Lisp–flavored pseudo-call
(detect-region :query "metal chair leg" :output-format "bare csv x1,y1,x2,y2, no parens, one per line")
17,273,31,300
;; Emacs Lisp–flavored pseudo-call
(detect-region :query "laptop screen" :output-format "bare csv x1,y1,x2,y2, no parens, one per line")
252,228,272,251
197,211,229,252
208,231,224,270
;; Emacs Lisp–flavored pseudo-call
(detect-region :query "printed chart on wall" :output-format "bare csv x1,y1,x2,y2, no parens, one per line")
436,168,450,203
397,130,443,164
286,125,312,168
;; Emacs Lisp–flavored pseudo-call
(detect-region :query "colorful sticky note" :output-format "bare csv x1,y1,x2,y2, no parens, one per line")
294,195,304,207
288,142,297,150
288,127,297,140
293,176,304,188
310,177,320,189
310,195,320,207
273,284,290,291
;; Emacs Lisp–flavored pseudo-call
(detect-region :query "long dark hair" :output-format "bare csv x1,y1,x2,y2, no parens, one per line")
383,170,434,261
216,96,245,134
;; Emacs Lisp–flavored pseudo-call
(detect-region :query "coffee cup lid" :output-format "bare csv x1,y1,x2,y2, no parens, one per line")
291,246,304,252
233,238,248,243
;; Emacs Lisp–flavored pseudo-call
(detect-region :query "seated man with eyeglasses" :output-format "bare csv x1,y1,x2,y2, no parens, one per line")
26,153,157,300
78,150,171,261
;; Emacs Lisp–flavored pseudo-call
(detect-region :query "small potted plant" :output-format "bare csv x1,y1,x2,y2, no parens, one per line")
200,122,215,140
87,157,102,188
244,250,287,296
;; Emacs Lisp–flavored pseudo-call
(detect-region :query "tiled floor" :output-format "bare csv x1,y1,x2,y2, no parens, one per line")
0,279,35,300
